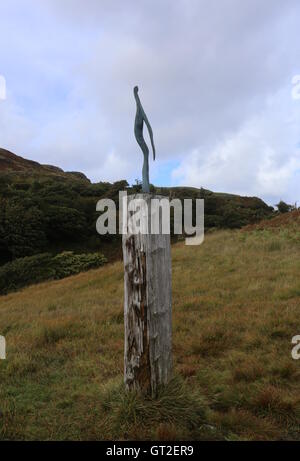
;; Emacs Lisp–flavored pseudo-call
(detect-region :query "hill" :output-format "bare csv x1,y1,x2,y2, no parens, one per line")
0,229,299,440
0,148,90,182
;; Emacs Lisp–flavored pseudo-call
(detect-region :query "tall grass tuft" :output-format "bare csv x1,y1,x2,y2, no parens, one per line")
99,375,208,439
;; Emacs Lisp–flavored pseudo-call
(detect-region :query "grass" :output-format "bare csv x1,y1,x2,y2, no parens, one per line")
0,226,300,440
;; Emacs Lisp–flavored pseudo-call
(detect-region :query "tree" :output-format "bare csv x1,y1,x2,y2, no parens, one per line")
276,201,293,214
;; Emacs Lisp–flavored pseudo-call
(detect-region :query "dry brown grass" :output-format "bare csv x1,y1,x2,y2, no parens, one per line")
0,228,299,440
242,209,300,231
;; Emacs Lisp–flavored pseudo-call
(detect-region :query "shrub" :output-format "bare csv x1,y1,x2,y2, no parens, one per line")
0,251,107,295
276,201,293,214
51,251,107,279
0,253,54,294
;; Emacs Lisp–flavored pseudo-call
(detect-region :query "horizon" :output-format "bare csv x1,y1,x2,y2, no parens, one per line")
1,0,300,206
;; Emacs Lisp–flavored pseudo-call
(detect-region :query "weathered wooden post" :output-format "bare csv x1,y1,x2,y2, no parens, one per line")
123,193,172,396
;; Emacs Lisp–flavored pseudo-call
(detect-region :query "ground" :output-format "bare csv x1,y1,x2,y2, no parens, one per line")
0,226,299,440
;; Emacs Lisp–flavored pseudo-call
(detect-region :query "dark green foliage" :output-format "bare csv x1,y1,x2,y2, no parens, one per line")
221,205,248,228
3,200,47,259
0,253,54,294
0,176,130,265
276,201,293,214
0,251,107,295
51,251,107,279
44,206,87,241
156,186,274,230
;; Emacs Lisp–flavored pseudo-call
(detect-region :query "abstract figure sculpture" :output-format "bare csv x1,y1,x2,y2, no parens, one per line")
134,86,156,193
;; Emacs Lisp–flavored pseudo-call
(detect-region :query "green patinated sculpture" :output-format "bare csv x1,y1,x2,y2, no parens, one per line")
134,86,156,193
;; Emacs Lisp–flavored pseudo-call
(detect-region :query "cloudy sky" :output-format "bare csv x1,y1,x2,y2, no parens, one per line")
0,0,300,205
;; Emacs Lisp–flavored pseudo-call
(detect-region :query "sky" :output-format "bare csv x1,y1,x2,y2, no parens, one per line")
0,0,300,205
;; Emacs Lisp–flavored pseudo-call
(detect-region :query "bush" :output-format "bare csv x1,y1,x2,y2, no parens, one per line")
276,201,293,214
0,251,107,295
51,251,107,279
0,253,53,294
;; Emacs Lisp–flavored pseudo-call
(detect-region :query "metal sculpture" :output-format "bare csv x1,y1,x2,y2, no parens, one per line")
133,86,155,193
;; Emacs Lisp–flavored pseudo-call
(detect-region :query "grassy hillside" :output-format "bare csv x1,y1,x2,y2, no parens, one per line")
0,225,299,441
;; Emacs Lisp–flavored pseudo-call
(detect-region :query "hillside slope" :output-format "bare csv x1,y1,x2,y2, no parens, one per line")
243,209,300,232
0,148,90,182
0,229,299,440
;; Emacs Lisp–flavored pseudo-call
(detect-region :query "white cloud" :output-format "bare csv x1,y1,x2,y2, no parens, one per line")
172,87,300,203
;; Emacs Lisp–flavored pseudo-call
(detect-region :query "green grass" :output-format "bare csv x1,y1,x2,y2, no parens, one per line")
0,228,299,440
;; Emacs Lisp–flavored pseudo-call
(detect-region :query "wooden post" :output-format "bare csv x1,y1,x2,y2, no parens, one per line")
123,194,172,396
